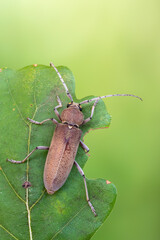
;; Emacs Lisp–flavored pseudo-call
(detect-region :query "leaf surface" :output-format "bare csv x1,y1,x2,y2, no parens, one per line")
0,65,116,240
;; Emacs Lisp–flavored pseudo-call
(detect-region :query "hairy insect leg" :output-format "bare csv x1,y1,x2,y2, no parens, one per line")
82,99,99,125
27,118,58,125
80,140,89,153
74,161,97,216
54,96,62,121
7,146,49,164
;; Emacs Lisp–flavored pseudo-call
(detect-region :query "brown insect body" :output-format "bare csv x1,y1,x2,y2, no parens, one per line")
44,105,84,194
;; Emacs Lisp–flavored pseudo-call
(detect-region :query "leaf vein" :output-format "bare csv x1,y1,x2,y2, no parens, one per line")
0,167,25,203
5,75,29,126
51,204,87,239
0,224,19,240
25,98,38,240
26,66,42,239
30,189,45,211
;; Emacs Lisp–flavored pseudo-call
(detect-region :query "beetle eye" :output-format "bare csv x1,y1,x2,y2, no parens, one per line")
67,103,72,108
79,104,82,111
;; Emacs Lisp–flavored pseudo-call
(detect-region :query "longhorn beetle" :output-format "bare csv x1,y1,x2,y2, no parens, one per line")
7,62,142,216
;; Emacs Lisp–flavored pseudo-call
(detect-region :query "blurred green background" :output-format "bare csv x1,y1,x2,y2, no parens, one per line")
0,0,159,239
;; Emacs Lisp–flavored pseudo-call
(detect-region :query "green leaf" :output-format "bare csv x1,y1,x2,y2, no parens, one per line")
0,64,116,240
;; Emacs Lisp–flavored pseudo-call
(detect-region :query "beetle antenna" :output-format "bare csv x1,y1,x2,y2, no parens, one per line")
80,94,143,105
50,62,73,102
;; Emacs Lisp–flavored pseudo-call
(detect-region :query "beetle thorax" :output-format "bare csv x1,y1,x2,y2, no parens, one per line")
61,105,84,127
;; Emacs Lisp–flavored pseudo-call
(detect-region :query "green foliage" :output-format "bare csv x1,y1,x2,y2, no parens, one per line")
0,65,116,240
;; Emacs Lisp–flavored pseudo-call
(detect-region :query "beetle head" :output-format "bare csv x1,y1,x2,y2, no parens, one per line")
67,102,82,111
61,102,84,127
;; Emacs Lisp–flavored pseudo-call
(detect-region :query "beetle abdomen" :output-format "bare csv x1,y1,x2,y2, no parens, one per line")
43,123,82,194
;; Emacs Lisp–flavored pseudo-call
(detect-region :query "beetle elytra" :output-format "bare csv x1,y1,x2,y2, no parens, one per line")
7,62,142,216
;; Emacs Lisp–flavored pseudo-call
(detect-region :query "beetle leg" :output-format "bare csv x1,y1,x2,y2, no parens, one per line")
27,118,58,125
82,99,99,125
7,146,49,164
74,161,97,217
80,140,89,153
54,96,62,121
